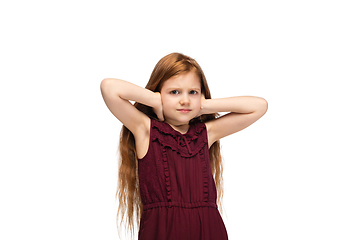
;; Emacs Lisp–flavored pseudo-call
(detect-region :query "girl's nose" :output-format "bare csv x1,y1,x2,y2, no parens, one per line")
180,95,190,105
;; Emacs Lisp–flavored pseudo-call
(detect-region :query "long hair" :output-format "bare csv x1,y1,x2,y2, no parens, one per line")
116,52,224,237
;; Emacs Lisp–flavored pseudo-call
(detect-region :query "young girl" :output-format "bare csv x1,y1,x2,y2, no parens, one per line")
100,53,268,240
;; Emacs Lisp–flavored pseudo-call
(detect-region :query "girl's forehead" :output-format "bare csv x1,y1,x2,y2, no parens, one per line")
162,71,201,89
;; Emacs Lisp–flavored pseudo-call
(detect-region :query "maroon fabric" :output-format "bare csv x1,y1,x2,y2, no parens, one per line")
137,119,228,240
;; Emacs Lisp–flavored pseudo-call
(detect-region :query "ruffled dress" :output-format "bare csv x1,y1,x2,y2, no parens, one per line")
137,119,228,240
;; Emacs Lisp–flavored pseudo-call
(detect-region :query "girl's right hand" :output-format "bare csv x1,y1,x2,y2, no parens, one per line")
153,92,164,121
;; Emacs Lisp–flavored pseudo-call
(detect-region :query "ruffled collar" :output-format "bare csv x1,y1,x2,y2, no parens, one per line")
152,119,205,140
151,119,207,157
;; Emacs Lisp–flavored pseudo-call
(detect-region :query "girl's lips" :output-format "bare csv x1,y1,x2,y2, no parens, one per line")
177,109,191,113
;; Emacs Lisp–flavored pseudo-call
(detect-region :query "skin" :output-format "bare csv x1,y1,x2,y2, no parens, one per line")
100,72,268,159
160,70,202,134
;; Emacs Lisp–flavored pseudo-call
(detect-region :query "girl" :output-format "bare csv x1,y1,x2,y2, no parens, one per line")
100,53,268,240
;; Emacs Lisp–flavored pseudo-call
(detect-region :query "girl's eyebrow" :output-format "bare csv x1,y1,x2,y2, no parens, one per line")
164,86,201,91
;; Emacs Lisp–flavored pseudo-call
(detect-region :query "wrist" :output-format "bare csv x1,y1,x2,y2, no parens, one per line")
152,92,164,121
200,98,212,115
151,92,162,108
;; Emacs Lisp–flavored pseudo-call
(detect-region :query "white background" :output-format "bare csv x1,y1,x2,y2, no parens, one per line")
1,0,359,239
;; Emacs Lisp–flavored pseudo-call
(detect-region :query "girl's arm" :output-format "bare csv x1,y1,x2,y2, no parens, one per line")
201,96,268,146
100,78,163,141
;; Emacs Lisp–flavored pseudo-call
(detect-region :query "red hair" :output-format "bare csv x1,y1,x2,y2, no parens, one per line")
116,53,224,237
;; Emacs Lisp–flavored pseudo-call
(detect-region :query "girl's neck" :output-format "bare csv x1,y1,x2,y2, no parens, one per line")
164,120,190,134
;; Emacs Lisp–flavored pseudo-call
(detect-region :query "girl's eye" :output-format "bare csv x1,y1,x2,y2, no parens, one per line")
190,90,198,95
170,90,179,94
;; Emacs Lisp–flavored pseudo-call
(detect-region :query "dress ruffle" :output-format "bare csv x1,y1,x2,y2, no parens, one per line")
162,147,172,202
151,120,208,158
200,149,209,202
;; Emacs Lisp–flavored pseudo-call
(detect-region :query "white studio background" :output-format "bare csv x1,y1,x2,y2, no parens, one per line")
1,0,359,239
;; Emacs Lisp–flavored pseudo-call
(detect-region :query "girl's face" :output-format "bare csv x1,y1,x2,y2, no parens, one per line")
160,70,202,128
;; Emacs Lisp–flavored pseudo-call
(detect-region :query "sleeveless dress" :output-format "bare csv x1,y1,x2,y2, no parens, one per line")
137,119,228,240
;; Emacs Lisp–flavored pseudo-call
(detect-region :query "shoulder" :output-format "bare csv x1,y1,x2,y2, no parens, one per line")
136,118,168,147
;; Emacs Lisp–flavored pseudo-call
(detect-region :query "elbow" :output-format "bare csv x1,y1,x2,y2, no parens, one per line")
100,78,116,96
100,78,128,99
252,97,268,115
100,78,119,94
260,98,268,115
100,78,113,89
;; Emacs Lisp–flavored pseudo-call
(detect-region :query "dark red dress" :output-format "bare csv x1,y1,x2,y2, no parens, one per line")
137,119,228,240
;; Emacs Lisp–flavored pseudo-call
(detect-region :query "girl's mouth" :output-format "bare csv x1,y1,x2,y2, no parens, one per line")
177,109,191,113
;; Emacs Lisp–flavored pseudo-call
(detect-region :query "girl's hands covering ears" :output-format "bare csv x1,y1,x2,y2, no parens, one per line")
196,94,207,118
153,92,164,121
